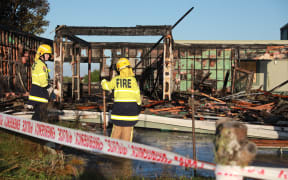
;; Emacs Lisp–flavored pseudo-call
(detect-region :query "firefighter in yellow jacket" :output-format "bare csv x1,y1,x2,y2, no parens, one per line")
101,58,141,142
28,44,52,121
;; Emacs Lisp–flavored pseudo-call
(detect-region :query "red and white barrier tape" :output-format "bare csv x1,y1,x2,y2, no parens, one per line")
0,113,215,171
1,113,287,180
216,165,288,180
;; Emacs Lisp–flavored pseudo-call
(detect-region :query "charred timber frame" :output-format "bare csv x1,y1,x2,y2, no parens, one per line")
163,34,173,100
0,25,52,96
53,36,64,102
55,26,172,36
54,24,288,102
55,25,173,101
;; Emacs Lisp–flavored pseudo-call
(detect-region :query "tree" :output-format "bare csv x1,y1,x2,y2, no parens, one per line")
83,70,100,83
0,0,50,35
63,76,72,83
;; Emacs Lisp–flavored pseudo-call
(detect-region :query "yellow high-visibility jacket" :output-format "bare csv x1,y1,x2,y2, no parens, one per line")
101,76,141,105
31,59,49,87
28,59,49,104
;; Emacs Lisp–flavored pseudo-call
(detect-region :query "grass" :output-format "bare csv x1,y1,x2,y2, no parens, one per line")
0,129,85,179
0,121,215,180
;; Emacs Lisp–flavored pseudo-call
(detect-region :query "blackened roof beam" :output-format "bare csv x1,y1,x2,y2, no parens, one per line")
65,34,91,48
56,25,172,36
0,25,53,45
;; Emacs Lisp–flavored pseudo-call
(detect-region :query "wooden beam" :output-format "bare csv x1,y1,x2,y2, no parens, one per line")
135,7,194,69
63,41,164,49
56,25,172,36
64,34,91,47
0,25,53,45
174,43,284,50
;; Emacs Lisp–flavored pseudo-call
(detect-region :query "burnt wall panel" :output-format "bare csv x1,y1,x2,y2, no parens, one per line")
0,26,53,96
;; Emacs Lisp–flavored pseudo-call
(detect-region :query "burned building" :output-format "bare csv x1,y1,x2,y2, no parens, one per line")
0,25,53,98
281,23,288,40
1,24,288,103
53,25,174,102
52,25,288,103
174,40,288,93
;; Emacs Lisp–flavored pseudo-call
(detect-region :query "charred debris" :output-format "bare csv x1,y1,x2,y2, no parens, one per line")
1,15,288,127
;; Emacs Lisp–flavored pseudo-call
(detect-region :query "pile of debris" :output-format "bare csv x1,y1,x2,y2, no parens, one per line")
1,74,288,127
140,86,288,126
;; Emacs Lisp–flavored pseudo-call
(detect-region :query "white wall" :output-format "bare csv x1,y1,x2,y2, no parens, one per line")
267,59,288,92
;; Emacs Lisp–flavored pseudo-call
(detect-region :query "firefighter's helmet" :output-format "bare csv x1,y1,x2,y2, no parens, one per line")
116,58,130,71
37,44,52,57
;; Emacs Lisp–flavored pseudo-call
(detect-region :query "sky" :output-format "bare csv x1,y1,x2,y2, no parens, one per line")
42,0,288,76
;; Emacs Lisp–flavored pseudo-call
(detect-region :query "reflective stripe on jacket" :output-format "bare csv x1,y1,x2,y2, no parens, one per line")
28,84,49,104
101,76,141,126
28,59,49,105
110,102,140,126
29,95,48,103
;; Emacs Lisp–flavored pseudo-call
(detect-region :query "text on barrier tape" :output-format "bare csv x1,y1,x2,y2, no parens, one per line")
216,165,288,180
1,113,287,180
0,113,215,170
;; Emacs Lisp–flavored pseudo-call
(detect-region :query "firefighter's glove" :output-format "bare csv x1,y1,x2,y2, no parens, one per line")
101,79,107,87
47,86,54,96
53,89,60,96
137,105,142,114
24,104,33,110
101,79,112,93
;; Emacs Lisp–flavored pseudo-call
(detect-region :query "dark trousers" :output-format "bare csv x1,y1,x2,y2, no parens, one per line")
32,103,48,122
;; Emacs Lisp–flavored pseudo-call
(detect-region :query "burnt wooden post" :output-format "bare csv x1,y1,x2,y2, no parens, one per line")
231,48,238,94
53,36,64,102
76,48,81,101
190,64,197,176
214,118,257,180
163,33,173,100
100,49,107,133
71,46,75,99
71,46,81,101
88,48,92,96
